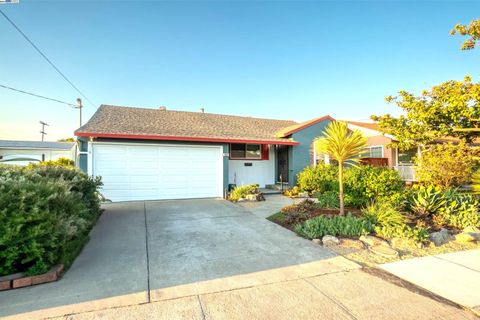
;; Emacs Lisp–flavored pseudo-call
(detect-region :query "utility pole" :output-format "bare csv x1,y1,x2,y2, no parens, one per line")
39,121,49,141
76,98,83,127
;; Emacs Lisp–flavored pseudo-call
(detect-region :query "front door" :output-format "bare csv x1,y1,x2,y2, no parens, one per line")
277,145,289,183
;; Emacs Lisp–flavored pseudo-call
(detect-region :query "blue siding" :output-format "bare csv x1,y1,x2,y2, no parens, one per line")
289,119,332,186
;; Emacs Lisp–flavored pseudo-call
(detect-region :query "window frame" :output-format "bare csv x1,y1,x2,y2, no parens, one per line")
229,143,263,160
362,145,384,158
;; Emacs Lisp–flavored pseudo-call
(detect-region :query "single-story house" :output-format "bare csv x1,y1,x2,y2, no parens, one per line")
75,105,334,202
0,140,76,166
346,121,420,181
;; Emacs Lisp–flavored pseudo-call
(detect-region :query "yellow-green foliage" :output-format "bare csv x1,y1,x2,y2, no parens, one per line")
27,157,75,168
314,121,367,215
451,19,480,50
414,142,476,189
373,76,479,150
229,184,259,201
283,186,300,197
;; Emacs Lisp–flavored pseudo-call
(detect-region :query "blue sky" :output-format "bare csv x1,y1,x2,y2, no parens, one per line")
0,1,479,140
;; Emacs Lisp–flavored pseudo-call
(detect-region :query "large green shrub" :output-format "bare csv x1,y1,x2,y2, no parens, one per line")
294,214,373,239
296,164,405,208
344,165,405,208
296,164,338,193
414,142,476,189
0,165,102,276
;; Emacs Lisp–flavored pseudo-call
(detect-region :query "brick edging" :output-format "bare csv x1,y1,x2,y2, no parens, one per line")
0,264,64,291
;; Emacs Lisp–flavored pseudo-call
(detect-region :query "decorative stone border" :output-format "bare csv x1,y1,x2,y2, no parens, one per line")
0,264,64,291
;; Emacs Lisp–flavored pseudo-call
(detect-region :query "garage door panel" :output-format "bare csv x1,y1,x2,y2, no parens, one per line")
93,144,222,201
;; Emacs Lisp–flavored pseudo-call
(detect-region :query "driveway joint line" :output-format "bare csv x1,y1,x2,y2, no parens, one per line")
433,255,480,273
303,277,359,320
144,201,151,303
197,295,207,320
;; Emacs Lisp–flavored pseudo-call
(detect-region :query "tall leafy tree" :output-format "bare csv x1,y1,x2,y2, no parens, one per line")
315,121,367,215
451,19,480,50
371,76,480,150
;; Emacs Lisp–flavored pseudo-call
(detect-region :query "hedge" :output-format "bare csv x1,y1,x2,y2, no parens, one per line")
0,164,103,276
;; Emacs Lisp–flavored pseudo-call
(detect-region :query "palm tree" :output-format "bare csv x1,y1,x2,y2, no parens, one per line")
315,121,367,215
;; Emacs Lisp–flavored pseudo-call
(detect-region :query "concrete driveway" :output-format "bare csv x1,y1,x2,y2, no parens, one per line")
0,198,352,319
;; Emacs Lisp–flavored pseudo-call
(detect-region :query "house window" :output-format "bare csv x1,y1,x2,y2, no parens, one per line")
230,144,262,159
398,148,417,165
362,146,384,158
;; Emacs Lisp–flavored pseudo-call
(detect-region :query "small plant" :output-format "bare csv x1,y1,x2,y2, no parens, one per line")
294,213,373,239
228,184,259,201
284,211,310,226
316,190,340,209
281,199,317,214
283,186,300,198
362,202,428,242
410,185,446,217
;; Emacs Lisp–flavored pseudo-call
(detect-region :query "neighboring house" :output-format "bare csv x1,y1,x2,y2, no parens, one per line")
0,140,76,166
346,121,419,181
75,105,334,202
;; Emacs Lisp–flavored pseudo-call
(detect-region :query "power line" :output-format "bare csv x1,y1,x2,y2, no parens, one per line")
0,8,97,109
0,84,76,107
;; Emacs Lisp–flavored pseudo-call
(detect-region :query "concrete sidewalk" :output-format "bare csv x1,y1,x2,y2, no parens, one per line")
381,249,480,315
53,269,476,320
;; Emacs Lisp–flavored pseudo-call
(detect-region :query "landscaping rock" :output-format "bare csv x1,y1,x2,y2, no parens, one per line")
429,228,451,246
311,238,322,245
340,238,365,249
298,192,309,198
359,235,389,247
455,232,477,243
307,197,319,203
369,245,399,258
245,193,265,201
462,226,480,241
322,235,340,246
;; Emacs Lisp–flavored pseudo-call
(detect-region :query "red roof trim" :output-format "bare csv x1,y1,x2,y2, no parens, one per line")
74,132,300,146
277,115,335,137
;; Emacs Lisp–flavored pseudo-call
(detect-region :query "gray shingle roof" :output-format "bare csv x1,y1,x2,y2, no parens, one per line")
75,105,299,143
0,140,75,150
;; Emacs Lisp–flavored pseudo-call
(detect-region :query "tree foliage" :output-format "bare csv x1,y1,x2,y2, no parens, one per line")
315,121,367,215
451,20,480,50
372,76,480,150
414,142,476,189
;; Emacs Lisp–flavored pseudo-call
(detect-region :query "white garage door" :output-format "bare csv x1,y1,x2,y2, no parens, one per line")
92,143,223,202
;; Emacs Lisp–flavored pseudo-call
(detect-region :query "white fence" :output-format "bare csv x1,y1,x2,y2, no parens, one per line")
394,165,416,181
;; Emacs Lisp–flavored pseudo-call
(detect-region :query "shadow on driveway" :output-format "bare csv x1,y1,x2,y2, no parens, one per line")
0,199,348,319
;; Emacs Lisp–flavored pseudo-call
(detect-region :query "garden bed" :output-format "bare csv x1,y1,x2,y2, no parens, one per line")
0,265,64,291
267,198,480,267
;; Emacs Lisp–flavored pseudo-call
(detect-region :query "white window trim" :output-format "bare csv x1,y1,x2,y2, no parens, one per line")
364,145,384,158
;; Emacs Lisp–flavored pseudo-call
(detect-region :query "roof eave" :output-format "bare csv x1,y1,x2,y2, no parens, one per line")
74,132,300,146
276,115,335,138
